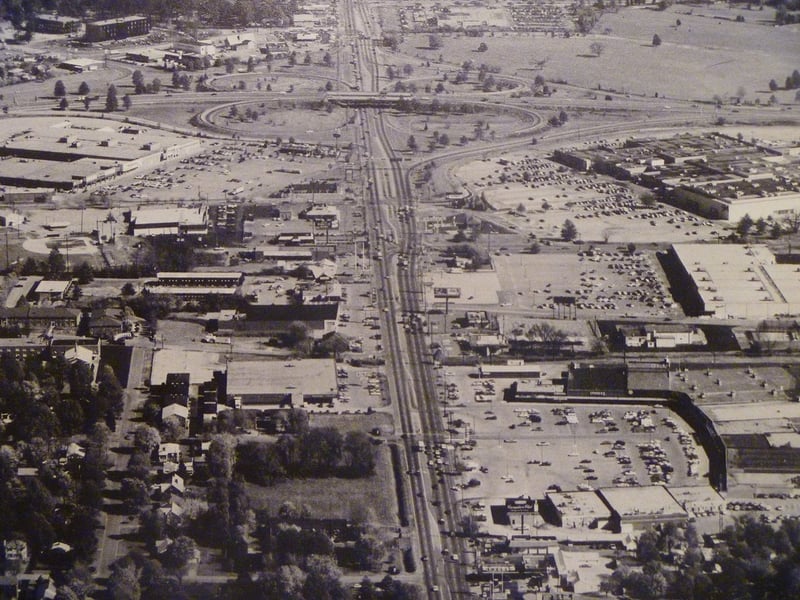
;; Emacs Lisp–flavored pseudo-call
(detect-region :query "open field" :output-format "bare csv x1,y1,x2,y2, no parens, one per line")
397,5,799,103
245,442,399,527
207,101,349,140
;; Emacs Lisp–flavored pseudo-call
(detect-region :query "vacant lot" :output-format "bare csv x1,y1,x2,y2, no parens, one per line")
245,440,399,527
398,5,798,103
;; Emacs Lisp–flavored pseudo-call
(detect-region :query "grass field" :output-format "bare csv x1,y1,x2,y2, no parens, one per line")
245,442,399,527
397,5,799,103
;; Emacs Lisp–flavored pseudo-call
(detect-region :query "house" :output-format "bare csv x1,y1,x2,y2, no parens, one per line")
161,403,189,424
81,309,124,339
153,472,185,497
223,34,255,50
2,539,29,573
64,342,101,381
157,442,182,464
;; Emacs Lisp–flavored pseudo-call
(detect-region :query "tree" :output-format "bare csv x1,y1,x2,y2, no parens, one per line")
59,97,69,111
207,434,236,479
120,477,150,513
343,431,376,477
133,425,161,455
78,81,90,96
122,94,132,111
105,84,119,112
769,79,779,92
151,78,161,94
98,365,124,418
783,210,800,233
640,192,658,208
590,41,605,56
163,536,197,580
402,64,413,77
54,80,66,97
132,70,144,90
108,561,141,600
737,213,754,236
652,34,662,47
407,135,418,152
83,96,92,111
561,219,578,241
528,323,568,358
428,34,442,50
47,248,66,278
121,282,136,296
322,52,333,67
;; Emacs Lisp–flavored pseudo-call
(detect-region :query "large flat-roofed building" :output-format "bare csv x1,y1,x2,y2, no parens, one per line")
553,133,800,221
542,490,612,529
227,358,337,408
85,15,151,42
668,243,800,319
129,205,209,238
598,485,688,533
0,117,202,191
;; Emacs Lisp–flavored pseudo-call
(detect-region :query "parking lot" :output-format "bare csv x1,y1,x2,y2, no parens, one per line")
431,367,710,532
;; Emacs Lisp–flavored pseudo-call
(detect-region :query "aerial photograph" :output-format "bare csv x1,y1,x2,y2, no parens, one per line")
0,0,796,598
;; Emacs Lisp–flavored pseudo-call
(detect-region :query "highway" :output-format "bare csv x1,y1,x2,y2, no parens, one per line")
341,0,472,597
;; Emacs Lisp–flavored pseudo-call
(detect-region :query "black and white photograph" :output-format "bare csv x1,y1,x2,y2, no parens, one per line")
0,0,797,598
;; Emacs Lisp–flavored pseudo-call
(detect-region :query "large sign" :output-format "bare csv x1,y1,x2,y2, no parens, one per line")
434,287,461,299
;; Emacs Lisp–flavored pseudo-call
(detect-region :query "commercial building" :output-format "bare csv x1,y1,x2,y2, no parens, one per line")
542,490,612,529
598,485,688,533
0,116,202,191
553,133,800,221
30,279,74,302
85,15,151,42
616,323,706,349
227,358,338,408
667,243,800,318
128,205,209,238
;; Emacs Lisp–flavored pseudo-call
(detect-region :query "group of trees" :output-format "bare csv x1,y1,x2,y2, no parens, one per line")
132,69,163,94
769,69,800,92
603,517,800,599
0,352,124,441
0,421,111,570
736,210,800,240
18,248,93,282
235,426,377,484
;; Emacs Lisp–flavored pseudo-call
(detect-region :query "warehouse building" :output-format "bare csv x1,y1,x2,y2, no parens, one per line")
667,243,800,319
227,358,337,408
